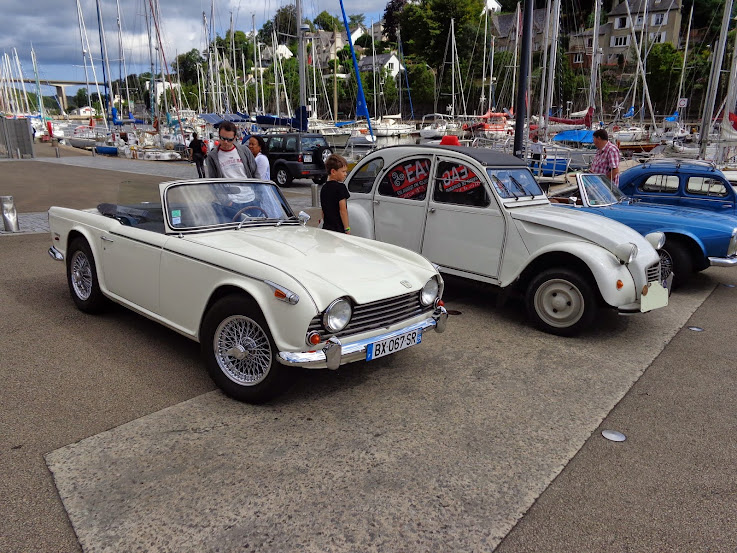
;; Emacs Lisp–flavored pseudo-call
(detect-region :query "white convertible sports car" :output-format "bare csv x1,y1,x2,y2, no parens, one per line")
48,178,448,403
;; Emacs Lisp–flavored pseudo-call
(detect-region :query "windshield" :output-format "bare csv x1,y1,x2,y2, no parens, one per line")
301,136,328,151
580,174,625,206
486,168,543,199
164,180,295,231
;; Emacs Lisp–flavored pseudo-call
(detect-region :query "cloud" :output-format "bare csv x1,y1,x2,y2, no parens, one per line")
2,0,387,88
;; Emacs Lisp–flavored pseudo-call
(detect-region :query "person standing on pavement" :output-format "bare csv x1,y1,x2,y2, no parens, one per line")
247,135,270,180
205,121,256,179
590,129,620,184
319,154,351,234
530,134,545,161
188,132,206,178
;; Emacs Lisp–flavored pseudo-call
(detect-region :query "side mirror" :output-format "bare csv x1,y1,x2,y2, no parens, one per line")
298,211,310,226
568,196,579,205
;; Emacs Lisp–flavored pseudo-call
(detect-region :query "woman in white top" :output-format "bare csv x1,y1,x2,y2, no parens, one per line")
247,135,270,180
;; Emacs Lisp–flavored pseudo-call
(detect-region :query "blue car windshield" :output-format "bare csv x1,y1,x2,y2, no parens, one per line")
486,168,543,199
581,174,625,205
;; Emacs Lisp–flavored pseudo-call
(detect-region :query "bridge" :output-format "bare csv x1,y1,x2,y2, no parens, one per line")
21,78,98,111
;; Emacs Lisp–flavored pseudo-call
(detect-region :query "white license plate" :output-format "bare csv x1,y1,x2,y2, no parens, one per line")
366,329,422,361
640,273,672,312
304,154,313,162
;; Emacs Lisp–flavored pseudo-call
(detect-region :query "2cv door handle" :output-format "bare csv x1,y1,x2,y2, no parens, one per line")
428,207,436,213
373,199,380,204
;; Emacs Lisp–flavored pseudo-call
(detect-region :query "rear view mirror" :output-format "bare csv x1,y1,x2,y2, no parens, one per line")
568,196,579,205
298,211,311,226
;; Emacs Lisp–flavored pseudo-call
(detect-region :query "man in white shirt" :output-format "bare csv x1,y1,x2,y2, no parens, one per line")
205,121,257,178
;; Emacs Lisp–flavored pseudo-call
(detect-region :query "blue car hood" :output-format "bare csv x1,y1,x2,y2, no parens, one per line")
589,201,737,233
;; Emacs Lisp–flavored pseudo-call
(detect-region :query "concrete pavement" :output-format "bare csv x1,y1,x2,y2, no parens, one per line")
1,144,736,552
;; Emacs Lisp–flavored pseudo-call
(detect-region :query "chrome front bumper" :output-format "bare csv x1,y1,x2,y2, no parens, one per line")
709,255,737,267
48,246,64,261
278,307,448,369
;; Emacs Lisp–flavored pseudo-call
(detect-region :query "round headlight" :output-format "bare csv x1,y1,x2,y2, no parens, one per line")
614,243,638,265
323,298,352,333
420,277,439,306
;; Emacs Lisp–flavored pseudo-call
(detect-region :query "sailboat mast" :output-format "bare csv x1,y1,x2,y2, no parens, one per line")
698,0,734,157
675,3,694,118
296,0,307,116
511,4,519,111
538,0,552,125
588,0,600,117
95,0,114,120
115,0,132,115
252,14,259,114
451,19,455,118
31,47,44,120
542,0,561,137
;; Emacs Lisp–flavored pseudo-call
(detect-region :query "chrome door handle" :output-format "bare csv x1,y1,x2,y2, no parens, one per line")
373,199,380,204
101,236,114,242
428,207,436,213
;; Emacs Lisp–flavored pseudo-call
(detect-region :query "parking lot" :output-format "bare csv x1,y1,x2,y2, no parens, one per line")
1,153,736,552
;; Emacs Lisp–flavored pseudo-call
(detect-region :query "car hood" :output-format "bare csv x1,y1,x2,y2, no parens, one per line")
600,201,737,231
511,204,646,251
181,226,435,307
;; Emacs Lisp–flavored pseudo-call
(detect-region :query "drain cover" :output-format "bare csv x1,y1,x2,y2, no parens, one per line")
601,430,626,442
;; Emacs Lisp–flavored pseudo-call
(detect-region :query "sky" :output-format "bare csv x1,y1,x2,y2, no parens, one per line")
0,0,387,96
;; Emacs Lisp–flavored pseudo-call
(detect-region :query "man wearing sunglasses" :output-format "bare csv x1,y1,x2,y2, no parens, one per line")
205,121,257,179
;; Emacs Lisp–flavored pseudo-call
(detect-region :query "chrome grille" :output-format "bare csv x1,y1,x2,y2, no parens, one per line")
309,291,432,340
646,262,661,282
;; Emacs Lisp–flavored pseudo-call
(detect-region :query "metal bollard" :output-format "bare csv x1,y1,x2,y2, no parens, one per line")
55,146,60,158
311,182,320,208
1,196,20,232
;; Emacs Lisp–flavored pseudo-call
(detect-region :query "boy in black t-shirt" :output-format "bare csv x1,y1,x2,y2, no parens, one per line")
319,154,351,234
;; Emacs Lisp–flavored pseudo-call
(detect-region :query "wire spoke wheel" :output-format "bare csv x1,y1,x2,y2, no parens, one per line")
659,249,674,281
70,250,93,301
214,315,272,386
533,278,585,328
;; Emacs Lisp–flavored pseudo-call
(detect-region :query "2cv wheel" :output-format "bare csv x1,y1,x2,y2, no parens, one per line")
525,268,596,337
201,295,291,403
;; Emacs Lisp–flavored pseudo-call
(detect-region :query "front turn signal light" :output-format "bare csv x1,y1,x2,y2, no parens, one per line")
307,331,321,345
642,285,649,296
616,280,624,290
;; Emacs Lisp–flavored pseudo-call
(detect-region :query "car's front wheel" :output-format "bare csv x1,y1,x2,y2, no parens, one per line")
659,236,693,289
525,268,596,336
67,237,107,313
200,295,290,403
274,166,293,187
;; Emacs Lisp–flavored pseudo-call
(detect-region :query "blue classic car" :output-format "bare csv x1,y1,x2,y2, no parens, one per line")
619,159,737,215
549,173,737,287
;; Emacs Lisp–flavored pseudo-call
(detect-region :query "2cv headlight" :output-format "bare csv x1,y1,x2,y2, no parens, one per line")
613,243,638,265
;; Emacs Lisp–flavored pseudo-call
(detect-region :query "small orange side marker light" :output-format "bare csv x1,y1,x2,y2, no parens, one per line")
437,299,445,307
616,280,624,290
274,289,287,299
308,332,321,345
642,285,649,296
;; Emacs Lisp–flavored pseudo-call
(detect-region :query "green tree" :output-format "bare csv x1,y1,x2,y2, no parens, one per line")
383,0,407,43
643,42,683,113
313,11,343,32
172,48,205,85
349,14,366,28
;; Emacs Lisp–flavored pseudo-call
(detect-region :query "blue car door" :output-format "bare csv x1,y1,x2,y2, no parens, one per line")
679,174,736,214
632,173,682,207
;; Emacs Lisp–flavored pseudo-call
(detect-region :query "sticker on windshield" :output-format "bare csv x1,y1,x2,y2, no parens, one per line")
171,209,181,218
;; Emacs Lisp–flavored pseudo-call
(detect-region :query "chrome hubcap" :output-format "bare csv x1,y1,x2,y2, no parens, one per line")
277,170,287,185
70,251,92,300
214,315,271,386
534,279,585,328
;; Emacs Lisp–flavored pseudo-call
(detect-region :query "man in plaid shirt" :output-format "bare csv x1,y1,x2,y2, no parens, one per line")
590,129,620,184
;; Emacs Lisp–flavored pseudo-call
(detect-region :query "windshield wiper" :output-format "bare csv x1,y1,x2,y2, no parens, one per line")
508,174,532,199
491,175,519,199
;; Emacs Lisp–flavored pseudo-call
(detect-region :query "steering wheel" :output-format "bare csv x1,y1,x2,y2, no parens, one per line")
232,205,269,221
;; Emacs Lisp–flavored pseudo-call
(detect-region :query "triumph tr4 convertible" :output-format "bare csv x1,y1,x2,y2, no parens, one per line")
48,178,448,403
